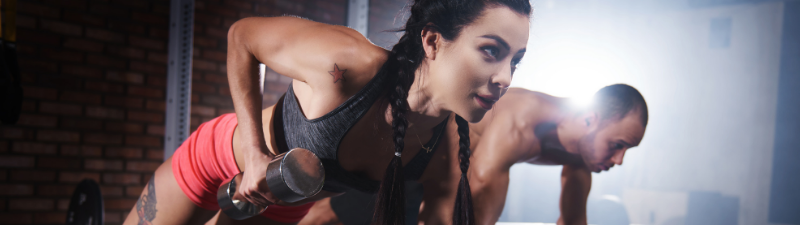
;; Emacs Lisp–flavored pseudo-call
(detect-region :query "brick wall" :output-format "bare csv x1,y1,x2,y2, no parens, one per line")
0,1,170,224
0,0,346,224
0,0,411,223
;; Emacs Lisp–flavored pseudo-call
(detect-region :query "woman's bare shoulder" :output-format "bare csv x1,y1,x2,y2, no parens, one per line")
236,16,389,91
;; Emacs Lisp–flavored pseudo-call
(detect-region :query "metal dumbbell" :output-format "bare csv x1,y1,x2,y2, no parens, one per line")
217,148,325,220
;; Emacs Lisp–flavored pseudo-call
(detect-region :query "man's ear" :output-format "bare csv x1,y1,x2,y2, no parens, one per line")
420,24,441,60
582,111,600,131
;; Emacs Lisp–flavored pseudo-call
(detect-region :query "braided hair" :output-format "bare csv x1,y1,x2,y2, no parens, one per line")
373,1,531,224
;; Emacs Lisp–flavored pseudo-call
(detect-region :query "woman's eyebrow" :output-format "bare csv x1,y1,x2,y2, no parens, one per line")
480,34,510,51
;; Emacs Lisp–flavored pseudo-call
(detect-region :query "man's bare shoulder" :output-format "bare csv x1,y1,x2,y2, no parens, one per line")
496,88,561,125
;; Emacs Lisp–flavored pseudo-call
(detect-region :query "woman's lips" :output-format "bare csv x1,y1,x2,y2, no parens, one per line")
475,95,497,110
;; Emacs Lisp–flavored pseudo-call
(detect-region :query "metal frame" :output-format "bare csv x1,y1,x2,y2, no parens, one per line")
348,0,369,36
164,0,194,160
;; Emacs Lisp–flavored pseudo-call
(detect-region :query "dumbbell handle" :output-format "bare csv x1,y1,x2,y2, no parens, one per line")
217,173,268,220
217,148,325,220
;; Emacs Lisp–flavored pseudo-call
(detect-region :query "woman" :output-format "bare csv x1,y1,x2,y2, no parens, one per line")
123,0,531,224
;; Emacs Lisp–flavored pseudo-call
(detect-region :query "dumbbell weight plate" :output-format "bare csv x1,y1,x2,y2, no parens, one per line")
266,147,325,203
66,179,103,225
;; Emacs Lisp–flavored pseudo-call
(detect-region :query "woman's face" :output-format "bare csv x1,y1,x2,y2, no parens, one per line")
426,6,530,122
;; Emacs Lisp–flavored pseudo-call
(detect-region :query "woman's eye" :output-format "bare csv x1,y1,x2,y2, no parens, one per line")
511,61,519,73
614,143,624,150
483,47,499,58
511,58,521,67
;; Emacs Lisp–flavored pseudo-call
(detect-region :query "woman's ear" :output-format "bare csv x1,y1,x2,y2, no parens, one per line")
420,24,441,60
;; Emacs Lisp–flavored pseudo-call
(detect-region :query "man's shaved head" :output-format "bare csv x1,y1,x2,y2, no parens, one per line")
591,84,648,127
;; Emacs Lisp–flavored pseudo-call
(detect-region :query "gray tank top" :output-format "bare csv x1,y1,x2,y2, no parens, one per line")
279,64,448,193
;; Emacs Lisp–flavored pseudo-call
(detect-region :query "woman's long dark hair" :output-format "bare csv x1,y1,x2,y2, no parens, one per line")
373,1,531,224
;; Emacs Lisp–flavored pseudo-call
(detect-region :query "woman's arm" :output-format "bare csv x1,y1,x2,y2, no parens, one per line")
468,162,511,225
231,17,388,117
417,117,461,225
226,16,387,207
297,198,343,225
226,17,273,207
469,105,536,225
418,162,460,225
468,136,521,224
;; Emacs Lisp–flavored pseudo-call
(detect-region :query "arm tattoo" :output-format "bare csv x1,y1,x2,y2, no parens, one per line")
136,176,158,225
328,63,347,83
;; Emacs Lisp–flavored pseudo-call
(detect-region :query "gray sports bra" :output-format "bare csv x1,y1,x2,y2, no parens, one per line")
277,64,448,193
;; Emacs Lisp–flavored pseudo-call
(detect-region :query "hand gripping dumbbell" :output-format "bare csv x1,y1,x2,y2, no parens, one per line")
217,148,325,220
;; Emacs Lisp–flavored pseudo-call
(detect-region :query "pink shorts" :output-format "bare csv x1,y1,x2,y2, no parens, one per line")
172,113,314,223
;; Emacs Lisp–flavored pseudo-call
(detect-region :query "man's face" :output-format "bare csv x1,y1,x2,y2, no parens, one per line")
577,111,646,173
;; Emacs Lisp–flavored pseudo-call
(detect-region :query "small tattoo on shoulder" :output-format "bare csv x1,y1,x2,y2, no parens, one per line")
328,63,347,83
136,176,158,225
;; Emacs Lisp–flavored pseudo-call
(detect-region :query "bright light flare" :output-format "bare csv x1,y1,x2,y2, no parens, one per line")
512,26,634,109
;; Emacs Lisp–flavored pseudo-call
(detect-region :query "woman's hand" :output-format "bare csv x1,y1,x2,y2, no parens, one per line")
237,144,278,208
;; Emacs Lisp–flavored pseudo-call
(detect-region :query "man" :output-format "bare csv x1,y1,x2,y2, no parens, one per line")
299,84,649,225
462,83,648,225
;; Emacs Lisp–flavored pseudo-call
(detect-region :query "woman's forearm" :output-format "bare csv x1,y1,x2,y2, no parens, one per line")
227,20,270,156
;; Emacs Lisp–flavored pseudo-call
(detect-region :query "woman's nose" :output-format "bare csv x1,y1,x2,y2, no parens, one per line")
492,65,512,89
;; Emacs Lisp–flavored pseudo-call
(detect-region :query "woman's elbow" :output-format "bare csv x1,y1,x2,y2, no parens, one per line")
227,19,247,45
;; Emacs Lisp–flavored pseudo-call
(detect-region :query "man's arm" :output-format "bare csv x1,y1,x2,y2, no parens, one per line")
556,164,592,225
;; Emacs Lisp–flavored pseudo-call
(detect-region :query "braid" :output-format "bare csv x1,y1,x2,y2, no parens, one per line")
372,29,420,225
453,115,475,224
